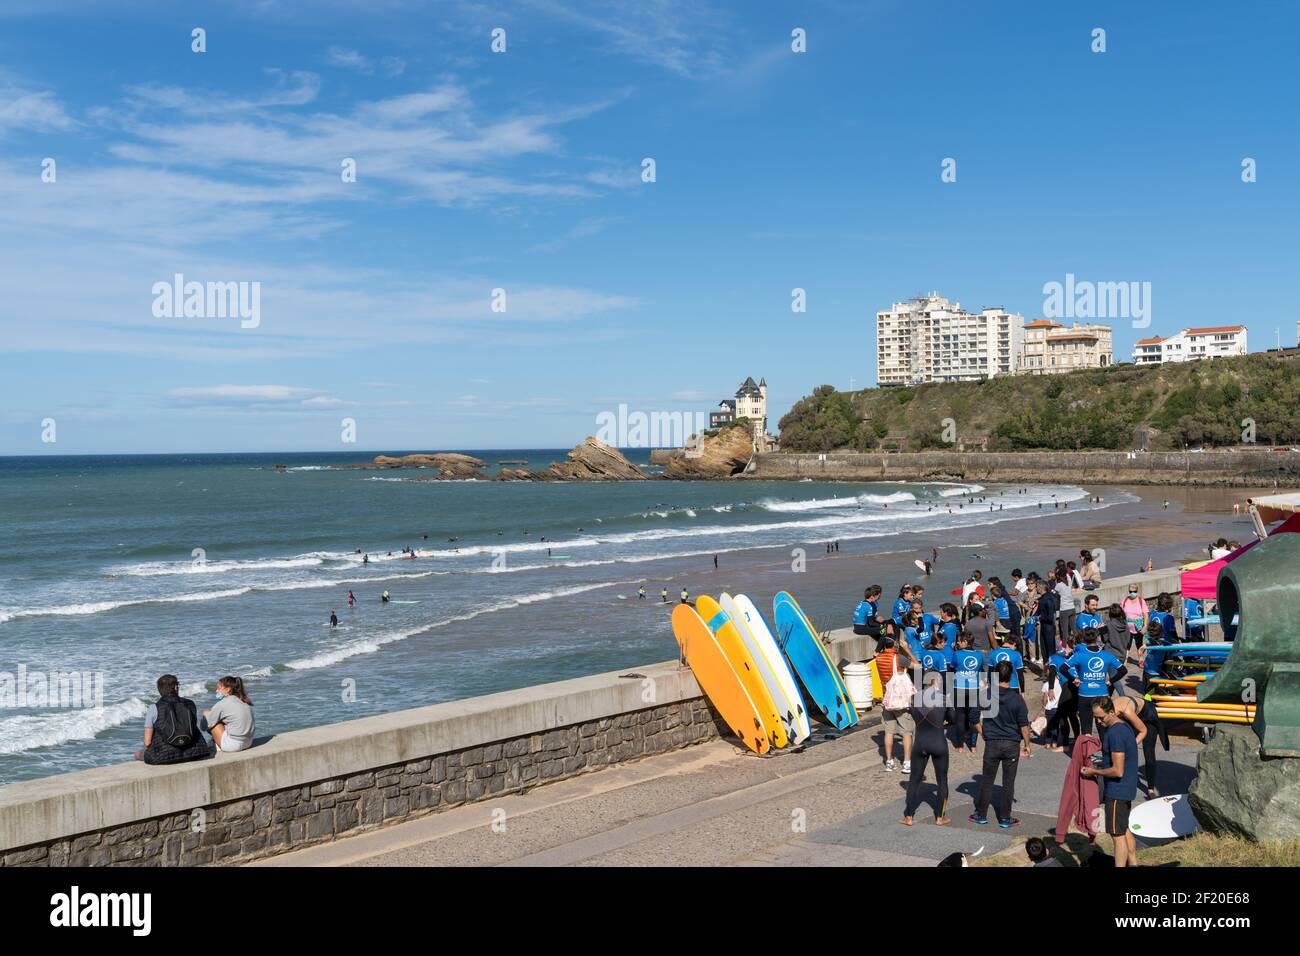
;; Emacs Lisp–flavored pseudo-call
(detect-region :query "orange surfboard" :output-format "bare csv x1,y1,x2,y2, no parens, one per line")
696,595,789,749
672,603,770,754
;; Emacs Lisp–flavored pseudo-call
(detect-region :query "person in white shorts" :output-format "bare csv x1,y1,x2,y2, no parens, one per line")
202,675,256,753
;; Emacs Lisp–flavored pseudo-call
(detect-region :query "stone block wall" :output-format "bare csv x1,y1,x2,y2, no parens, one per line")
751,449,1300,486
1,698,722,868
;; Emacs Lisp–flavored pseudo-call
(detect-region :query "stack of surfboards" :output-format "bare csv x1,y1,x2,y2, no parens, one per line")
1145,644,1249,724
1146,679,1256,725
671,590,858,754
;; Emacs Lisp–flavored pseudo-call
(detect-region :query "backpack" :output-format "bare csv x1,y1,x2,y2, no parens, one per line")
882,670,915,710
155,696,198,749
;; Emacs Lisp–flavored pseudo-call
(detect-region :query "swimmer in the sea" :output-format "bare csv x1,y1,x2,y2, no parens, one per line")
382,590,390,603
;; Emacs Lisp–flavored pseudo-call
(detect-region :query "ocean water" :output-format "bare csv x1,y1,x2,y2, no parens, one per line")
0,451,1093,782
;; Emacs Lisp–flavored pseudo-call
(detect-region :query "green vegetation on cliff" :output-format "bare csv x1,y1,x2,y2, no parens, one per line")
778,354,1300,452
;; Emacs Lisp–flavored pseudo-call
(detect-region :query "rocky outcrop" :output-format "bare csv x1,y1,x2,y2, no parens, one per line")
355,453,487,479
496,467,545,481
549,437,647,481
492,438,647,481
1189,724,1300,843
663,424,753,479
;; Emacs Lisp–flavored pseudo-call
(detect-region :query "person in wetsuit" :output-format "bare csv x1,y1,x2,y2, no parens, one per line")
900,671,954,827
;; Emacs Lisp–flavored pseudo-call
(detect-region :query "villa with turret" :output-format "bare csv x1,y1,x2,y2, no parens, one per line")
709,376,773,451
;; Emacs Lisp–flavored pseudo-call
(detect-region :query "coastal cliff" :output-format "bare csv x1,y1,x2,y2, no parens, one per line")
663,424,753,479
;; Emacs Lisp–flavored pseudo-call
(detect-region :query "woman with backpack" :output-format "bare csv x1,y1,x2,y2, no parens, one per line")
1121,586,1149,653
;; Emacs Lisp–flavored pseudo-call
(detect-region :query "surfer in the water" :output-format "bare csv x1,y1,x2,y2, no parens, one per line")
330,610,339,628
382,590,390,603
347,591,355,607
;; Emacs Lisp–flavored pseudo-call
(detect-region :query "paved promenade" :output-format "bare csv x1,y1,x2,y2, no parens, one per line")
255,708,1201,867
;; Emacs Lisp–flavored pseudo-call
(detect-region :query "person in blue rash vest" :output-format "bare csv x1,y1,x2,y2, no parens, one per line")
903,609,930,661
920,630,953,674
910,597,940,645
1073,593,1103,636
1139,619,1175,691
892,585,914,628
937,603,961,648
988,635,1024,691
1183,596,1205,641
950,634,985,753
853,585,884,641
1150,593,1179,643
1063,635,1123,737
1045,638,1078,750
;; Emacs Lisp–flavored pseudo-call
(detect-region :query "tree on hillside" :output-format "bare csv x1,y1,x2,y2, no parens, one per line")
778,385,860,451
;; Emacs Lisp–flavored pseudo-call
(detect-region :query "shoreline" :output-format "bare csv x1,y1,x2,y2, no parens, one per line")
0,482,1275,788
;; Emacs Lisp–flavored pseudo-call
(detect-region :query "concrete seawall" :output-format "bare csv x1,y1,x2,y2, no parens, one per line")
751,449,1300,486
0,569,1184,867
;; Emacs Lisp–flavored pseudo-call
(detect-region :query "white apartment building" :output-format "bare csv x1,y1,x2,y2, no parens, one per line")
876,293,1022,386
1017,319,1114,375
1132,325,1248,365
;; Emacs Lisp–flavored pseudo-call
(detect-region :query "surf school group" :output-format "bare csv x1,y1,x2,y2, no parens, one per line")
671,543,1227,867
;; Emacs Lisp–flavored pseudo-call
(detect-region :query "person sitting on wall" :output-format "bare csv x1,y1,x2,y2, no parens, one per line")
201,675,256,754
134,674,213,765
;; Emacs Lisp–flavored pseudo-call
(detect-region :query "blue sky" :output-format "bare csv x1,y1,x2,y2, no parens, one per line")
2,0,1297,454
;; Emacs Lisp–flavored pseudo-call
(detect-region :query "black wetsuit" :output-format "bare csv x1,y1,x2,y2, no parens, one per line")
904,704,954,819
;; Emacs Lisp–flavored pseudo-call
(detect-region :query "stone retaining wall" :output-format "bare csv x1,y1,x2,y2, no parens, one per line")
1,697,721,867
751,449,1300,486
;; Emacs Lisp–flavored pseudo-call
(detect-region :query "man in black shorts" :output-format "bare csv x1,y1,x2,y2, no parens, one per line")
1081,696,1139,866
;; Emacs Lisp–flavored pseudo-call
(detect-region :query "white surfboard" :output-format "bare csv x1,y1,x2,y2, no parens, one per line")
914,559,928,572
1129,793,1201,844
722,593,811,744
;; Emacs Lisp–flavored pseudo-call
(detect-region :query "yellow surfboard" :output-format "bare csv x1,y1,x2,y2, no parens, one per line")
671,604,770,754
696,595,789,749
868,658,884,702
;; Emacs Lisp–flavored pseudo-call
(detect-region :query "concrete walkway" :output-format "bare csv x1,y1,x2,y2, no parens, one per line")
253,710,1202,867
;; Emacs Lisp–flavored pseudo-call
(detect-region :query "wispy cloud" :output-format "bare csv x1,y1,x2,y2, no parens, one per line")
522,0,734,78
168,384,349,407
0,76,75,133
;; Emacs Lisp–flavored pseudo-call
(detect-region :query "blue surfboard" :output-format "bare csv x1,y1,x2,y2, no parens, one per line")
772,591,858,730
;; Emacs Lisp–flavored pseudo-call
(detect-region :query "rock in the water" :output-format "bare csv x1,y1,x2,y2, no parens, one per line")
663,423,753,479
364,453,487,478
1189,724,1300,843
548,437,646,480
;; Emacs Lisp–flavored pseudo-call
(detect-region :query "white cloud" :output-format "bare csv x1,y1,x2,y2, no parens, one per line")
170,385,316,402
0,82,74,133
522,0,733,78
327,47,372,72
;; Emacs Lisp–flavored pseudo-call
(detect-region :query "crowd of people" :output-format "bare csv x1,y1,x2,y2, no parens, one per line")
852,548,1195,866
